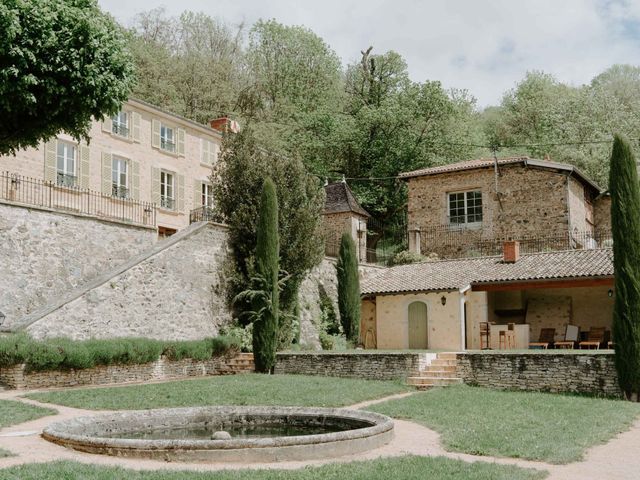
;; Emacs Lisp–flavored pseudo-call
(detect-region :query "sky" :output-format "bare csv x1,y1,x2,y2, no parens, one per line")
98,0,640,107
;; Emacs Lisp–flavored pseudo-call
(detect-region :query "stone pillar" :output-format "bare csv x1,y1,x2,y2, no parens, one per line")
356,218,367,263
408,227,421,255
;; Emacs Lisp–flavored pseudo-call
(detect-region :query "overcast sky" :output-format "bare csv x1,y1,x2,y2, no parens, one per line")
98,0,640,107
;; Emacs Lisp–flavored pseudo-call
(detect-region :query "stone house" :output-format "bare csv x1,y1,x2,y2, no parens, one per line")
400,156,611,258
0,98,228,235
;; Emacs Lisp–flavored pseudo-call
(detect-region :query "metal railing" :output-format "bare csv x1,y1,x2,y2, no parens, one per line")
189,206,224,224
161,138,176,153
111,185,129,199
112,123,130,138
56,173,77,188
1,171,156,227
160,196,175,210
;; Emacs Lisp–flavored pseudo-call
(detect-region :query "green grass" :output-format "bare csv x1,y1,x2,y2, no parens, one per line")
0,457,546,480
369,385,640,464
25,374,410,410
0,399,56,428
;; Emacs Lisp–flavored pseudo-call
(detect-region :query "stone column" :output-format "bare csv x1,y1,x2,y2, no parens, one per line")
408,227,421,255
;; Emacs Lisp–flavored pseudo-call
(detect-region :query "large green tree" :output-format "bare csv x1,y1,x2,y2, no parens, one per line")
0,0,135,155
610,134,640,401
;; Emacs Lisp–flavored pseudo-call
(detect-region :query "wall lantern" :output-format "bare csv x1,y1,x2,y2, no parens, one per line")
440,296,447,306
608,289,614,298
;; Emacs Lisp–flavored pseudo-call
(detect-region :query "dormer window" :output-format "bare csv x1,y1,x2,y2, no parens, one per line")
448,190,482,226
112,111,129,137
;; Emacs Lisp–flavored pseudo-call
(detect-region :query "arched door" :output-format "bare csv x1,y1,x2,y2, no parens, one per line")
408,301,428,349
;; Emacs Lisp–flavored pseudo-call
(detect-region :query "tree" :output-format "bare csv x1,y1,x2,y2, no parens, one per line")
336,233,361,344
250,178,280,373
0,0,135,155
609,134,640,401
213,127,325,349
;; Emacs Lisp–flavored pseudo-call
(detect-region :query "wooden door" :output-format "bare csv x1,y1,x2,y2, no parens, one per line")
408,301,428,349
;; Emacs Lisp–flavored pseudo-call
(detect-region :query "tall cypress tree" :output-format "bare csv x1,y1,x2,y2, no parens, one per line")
610,134,640,401
336,233,361,344
252,178,280,373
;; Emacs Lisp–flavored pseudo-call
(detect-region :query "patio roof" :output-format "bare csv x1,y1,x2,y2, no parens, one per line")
361,248,614,296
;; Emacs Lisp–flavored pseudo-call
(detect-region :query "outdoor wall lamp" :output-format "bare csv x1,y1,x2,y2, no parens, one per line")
608,289,613,298
441,296,447,306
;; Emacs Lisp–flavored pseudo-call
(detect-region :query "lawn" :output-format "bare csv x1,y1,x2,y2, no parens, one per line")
0,457,546,480
369,385,640,464
25,374,410,410
0,398,57,458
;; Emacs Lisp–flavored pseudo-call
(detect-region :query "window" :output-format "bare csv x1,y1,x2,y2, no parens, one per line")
56,141,77,187
201,182,214,207
112,111,129,137
160,171,174,209
448,190,482,226
201,139,216,164
160,124,175,153
111,157,128,198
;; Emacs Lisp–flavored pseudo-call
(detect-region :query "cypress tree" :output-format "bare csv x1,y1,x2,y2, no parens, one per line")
610,134,640,401
252,178,280,373
336,233,361,344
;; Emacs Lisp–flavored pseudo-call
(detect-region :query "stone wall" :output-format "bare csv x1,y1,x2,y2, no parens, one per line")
24,222,230,340
594,194,612,232
0,202,156,327
456,352,620,397
0,353,253,390
274,352,434,380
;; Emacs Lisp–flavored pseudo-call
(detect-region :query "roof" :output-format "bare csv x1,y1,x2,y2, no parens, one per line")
361,248,613,295
324,182,370,217
399,156,602,193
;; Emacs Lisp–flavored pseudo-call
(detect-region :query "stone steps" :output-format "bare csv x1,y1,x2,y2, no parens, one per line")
407,352,461,390
217,353,254,375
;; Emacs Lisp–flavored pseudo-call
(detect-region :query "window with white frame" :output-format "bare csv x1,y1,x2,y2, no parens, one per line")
160,124,175,152
111,157,128,198
56,141,77,187
111,111,129,137
160,171,175,209
448,190,482,226
201,139,216,164
201,182,214,207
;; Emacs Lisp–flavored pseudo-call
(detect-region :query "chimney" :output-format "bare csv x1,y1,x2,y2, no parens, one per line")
209,117,240,134
503,240,520,263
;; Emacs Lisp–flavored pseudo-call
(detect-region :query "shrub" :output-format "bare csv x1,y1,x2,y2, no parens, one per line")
0,333,30,368
389,250,439,266
219,324,253,352
336,233,360,343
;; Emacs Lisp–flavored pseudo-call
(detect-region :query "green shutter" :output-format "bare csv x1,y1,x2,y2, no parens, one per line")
151,167,161,206
131,160,140,200
131,112,141,142
101,116,112,133
193,180,202,207
79,145,90,189
101,152,112,195
44,140,57,183
177,174,185,211
151,119,160,148
177,128,185,156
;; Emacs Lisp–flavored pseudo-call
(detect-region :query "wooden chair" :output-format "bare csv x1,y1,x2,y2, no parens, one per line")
579,327,606,350
529,328,556,349
480,322,491,350
555,325,580,349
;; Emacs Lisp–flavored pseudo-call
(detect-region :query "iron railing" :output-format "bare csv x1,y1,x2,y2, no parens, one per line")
1,171,156,227
56,173,77,188
189,206,224,224
160,196,175,210
112,123,130,137
161,138,176,153
111,185,129,199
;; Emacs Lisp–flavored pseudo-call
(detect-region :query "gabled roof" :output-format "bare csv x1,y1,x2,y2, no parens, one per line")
324,182,370,217
399,156,602,193
361,248,613,296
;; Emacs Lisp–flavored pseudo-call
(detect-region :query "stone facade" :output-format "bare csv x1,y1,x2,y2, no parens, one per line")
0,202,156,327
406,163,605,257
456,352,620,397
0,353,253,390
323,211,368,262
594,194,612,233
25,222,230,340
274,352,434,380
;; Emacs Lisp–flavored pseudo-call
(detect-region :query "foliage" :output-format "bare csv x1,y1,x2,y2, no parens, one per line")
0,334,238,372
370,385,640,464
219,323,253,352
609,134,640,401
0,456,545,480
212,128,325,349
389,250,438,266
0,0,135,155
249,178,280,373
336,233,361,343
26,374,410,410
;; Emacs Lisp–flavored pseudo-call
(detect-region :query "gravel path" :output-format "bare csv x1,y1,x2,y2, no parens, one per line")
0,386,638,478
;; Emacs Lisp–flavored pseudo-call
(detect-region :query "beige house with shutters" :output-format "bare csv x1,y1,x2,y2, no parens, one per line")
0,98,223,234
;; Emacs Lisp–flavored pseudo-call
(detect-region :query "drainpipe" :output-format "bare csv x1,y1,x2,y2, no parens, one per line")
459,285,471,351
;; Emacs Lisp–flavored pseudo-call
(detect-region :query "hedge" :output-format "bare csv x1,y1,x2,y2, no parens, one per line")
0,334,240,372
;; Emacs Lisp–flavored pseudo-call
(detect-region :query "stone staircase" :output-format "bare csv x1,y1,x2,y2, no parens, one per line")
406,352,462,390
218,353,255,375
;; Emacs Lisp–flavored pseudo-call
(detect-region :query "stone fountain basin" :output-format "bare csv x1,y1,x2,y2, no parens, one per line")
42,405,394,462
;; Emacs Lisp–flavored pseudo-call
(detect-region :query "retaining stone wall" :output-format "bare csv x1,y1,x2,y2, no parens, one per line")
456,352,620,397
274,352,433,380
0,354,253,390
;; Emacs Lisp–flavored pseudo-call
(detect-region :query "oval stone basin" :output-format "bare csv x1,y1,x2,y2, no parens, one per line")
42,406,394,462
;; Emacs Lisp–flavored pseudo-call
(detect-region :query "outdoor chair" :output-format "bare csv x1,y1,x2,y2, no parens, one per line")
529,327,556,349
480,322,491,349
555,325,580,349
579,327,606,350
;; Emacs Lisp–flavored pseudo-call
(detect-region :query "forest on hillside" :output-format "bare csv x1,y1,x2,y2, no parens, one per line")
123,8,640,228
